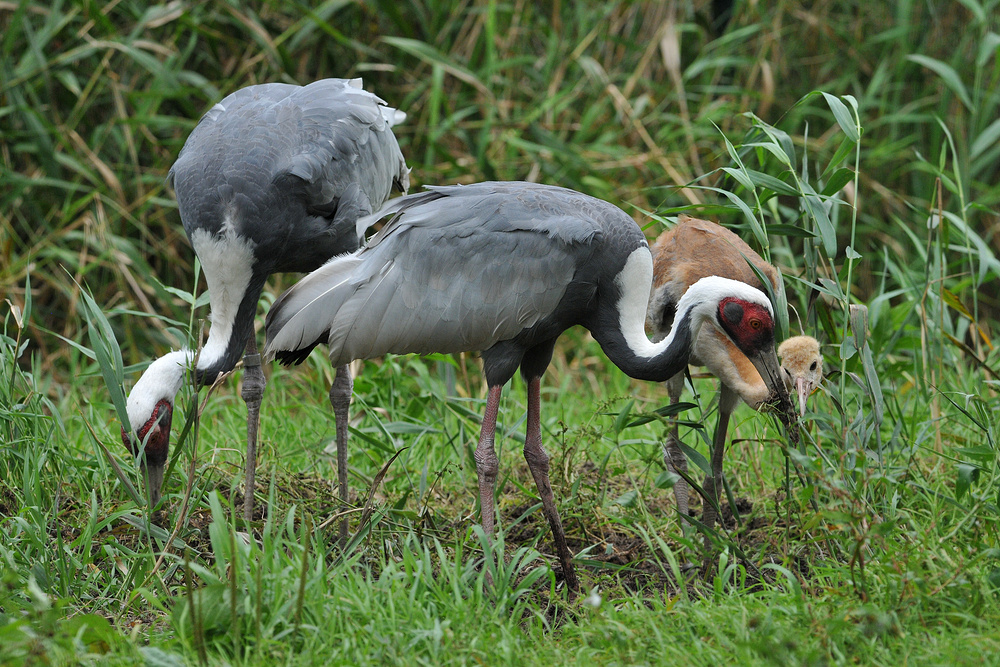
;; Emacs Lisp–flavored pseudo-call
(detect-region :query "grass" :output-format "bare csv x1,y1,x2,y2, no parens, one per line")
2,0,1000,664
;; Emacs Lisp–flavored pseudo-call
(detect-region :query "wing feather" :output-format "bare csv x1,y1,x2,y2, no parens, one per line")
263,183,605,367
171,78,409,247
263,254,366,359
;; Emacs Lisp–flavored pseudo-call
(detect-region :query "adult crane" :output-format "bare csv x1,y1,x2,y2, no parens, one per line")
121,78,410,523
263,182,794,590
647,215,821,538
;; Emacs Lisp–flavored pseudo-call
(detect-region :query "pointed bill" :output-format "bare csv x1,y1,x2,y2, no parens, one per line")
748,346,800,445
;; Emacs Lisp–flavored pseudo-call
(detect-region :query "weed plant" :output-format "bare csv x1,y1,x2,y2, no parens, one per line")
2,0,999,664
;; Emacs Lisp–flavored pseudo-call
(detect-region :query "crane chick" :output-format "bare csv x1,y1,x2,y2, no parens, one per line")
778,335,823,416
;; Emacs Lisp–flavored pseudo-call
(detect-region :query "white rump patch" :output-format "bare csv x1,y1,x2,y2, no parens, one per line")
190,218,256,369
126,349,193,428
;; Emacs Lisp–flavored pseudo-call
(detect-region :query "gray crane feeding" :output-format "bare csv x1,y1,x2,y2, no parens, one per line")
121,78,410,523
262,181,794,590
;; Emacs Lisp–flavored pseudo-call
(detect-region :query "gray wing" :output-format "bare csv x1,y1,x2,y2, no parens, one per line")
265,182,607,367
170,78,409,247
275,78,409,217
359,181,607,248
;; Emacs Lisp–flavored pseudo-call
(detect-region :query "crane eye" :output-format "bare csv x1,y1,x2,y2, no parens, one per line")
810,361,818,371
749,318,761,330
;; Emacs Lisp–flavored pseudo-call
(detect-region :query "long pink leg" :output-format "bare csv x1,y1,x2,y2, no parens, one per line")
241,337,266,520
474,384,503,535
662,373,689,523
701,384,739,555
329,364,353,545
522,377,579,592
700,407,731,536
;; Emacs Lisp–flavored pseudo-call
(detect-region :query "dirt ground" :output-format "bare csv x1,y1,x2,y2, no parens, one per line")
64,453,824,626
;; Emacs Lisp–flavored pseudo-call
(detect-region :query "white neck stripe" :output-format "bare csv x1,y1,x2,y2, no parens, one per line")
189,219,256,369
617,247,774,362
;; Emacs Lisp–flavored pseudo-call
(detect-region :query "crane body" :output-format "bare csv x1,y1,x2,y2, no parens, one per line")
123,78,409,524
648,215,820,540
265,183,794,589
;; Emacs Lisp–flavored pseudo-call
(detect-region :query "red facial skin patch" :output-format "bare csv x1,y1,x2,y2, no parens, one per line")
718,297,774,355
121,398,172,467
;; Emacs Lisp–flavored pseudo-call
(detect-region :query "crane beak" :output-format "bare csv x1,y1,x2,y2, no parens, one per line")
748,348,800,440
122,426,167,510
749,348,787,407
121,399,173,510
143,464,165,508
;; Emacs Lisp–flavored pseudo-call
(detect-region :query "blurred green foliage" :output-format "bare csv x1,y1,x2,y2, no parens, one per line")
2,0,997,377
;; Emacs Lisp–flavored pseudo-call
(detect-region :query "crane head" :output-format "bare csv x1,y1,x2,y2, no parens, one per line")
778,335,823,415
120,350,190,509
715,296,796,424
121,398,173,508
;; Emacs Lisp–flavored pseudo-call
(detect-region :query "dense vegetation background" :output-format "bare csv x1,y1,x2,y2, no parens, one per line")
2,0,999,664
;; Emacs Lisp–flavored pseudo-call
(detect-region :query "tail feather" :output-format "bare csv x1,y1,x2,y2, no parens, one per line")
263,255,365,364
380,106,407,128
354,189,447,245
325,261,401,364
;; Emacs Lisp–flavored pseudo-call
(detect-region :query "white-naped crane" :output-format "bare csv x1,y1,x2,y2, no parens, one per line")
121,78,410,524
263,182,794,591
647,215,821,537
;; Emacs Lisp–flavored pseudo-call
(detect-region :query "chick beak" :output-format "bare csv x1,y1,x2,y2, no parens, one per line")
794,376,812,416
